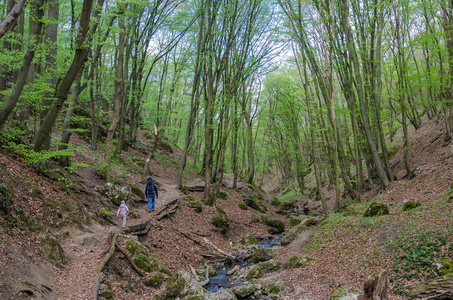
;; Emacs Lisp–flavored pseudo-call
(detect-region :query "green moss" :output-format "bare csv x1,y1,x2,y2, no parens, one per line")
403,201,422,211
211,207,230,234
99,290,115,298
284,254,313,269
217,190,228,200
329,287,361,300
238,202,248,210
130,184,144,198
437,259,453,275
363,202,389,217
143,273,165,288
185,195,202,213
202,196,215,206
261,215,285,234
277,199,297,214
240,233,258,246
251,215,260,223
290,217,301,227
246,260,279,280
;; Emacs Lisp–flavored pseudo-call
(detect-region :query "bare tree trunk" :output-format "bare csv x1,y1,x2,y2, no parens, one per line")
0,0,26,39
0,0,44,129
0,0,15,91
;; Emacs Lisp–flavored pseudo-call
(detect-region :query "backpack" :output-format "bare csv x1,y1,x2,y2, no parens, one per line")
146,179,156,195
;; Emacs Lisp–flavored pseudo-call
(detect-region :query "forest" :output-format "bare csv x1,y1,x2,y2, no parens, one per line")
1,0,453,299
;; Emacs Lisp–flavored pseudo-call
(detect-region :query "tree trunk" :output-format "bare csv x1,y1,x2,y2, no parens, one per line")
0,0,26,39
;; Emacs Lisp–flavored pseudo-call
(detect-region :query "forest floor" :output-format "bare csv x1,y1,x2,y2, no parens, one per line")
0,115,452,299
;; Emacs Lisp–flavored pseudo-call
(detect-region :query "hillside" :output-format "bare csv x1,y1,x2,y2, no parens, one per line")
0,115,452,300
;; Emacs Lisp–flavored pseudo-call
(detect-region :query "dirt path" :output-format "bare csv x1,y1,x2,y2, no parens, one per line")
53,173,183,299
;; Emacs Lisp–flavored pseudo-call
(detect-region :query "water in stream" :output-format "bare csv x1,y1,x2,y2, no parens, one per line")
205,236,282,293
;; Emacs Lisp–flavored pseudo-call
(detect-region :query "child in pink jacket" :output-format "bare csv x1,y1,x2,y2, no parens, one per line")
116,201,129,228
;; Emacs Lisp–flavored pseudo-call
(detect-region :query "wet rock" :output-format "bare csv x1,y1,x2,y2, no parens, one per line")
329,287,361,300
40,234,68,268
246,260,279,280
363,202,389,217
163,271,209,299
283,254,313,269
231,283,255,298
97,182,130,206
249,248,276,264
240,233,258,246
196,265,216,277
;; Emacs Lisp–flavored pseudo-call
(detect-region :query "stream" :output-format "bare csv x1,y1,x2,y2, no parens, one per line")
205,236,282,294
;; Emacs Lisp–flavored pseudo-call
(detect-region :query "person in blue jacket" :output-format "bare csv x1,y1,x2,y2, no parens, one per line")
145,176,158,212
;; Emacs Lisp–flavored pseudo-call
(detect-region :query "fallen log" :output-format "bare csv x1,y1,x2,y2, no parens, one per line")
185,185,205,192
203,237,234,259
156,198,179,215
407,274,453,299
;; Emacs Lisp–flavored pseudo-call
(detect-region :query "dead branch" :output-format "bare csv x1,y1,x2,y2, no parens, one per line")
185,185,205,192
156,198,179,215
203,237,234,259
116,244,145,277
157,206,178,221
175,229,203,246
227,265,240,276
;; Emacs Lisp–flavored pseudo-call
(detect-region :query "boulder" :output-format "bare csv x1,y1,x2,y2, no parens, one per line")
125,238,171,275
240,233,258,246
329,287,361,300
249,248,276,264
231,283,255,298
363,202,389,217
143,273,165,289
211,207,230,234
403,201,422,211
246,260,279,280
262,279,285,296
207,288,238,300
261,215,285,234
97,182,130,206
283,254,313,269
163,270,209,299
40,234,69,268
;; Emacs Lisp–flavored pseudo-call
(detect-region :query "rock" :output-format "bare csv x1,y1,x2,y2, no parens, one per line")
246,260,279,280
207,288,238,300
143,273,165,289
436,259,453,276
261,215,285,234
403,201,422,211
163,271,209,299
40,234,69,268
363,202,389,217
231,283,255,298
196,265,216,277
281,224,307,246
129,183,145,201
240,233,258,246
283,254,313,269
277,199,297,214
97,182,130,206
81,235,100,247
211,206,230,234
125,238,172,275
329,287,361,300
262,279,285,296
99,290,115,299
249,248,276,264
407,274,453,299
244,196,267,213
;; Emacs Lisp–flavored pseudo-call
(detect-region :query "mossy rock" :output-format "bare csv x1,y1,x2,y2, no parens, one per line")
99,290,115,299
281,224,307,246
277,199,297,214
238,202,248,210
40,234,69,268
329,287,361,300
240,233,258,246
143,273,165,289
271,197,281,207
126,239,149,256
231,283,254,298
97,182,131,206
217,190,228,200
246,260,279,280
261,215,285,234
284,254,313,269
163,271,209,299
129,209,140,219
185,195,202,213
202,196,215,206
126,239,172,276
196,265,216,277
436,259,453,276
130,183,145,200
211,208,230,234
251,215,260,223
249,248,276,264
290,217,301,227
363,202,389,217
262,280,285,296
403,201,422,211
209,289,238,299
